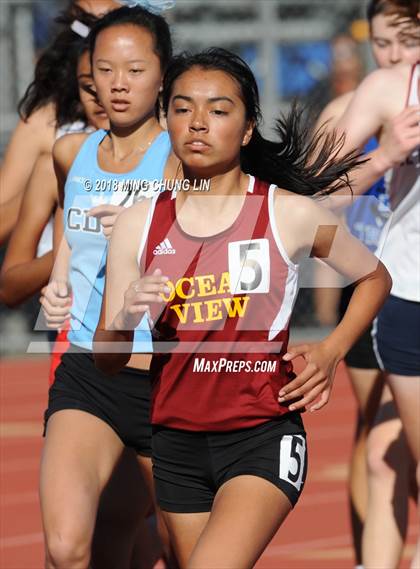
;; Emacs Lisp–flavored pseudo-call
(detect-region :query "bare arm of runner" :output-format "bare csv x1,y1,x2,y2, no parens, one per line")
334,66,420,199
0,105,56,243
314,91,354,133
0,154,57,306
40,134,88,328
0,194,25,244
93,200,168,374
40,207,73,330
275,190,392,411
311,94,354,325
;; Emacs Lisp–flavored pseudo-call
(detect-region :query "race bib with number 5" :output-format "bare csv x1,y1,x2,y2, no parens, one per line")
228,239,270,294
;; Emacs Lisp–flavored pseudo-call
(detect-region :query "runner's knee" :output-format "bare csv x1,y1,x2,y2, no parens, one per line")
45,528,91,569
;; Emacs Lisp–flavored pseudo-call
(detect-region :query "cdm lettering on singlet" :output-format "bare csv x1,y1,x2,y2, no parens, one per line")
67,207,101,233
160,238,269,325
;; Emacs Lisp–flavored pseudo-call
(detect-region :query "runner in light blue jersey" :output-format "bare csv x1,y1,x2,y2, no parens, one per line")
64,127,170,350
39,6,177,567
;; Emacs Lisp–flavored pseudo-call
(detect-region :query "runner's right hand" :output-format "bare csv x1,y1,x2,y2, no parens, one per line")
40,281,71,330
378,105,420,168
111,269,170,331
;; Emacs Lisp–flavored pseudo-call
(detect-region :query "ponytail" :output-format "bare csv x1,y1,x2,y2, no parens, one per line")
241,103,364,197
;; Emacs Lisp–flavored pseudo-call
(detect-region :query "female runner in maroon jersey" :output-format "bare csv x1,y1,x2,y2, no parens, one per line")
94,49,392,568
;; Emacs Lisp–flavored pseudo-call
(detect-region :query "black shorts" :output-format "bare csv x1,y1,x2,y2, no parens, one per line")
44,346,152,456
339,285,379,369
373,295,420,376
152,412,307,513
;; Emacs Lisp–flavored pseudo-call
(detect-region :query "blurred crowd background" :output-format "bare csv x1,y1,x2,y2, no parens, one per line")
0,0,374,354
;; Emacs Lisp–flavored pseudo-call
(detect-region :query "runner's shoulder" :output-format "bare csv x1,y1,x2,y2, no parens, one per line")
52,132,90,172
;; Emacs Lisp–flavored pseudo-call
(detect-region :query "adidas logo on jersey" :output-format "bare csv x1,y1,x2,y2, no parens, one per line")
153,238,176,255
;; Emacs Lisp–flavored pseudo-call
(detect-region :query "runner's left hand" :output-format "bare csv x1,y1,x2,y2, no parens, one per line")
88,205,125,239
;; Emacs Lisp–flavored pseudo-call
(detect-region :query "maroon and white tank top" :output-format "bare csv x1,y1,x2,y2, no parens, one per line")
139,176,300,430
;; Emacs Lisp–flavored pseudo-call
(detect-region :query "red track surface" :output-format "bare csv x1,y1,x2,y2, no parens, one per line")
0,356,417,568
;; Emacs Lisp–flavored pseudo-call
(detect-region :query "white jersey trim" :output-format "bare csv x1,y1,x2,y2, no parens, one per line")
407,63,419,106
267,184,299,341
247,174,255,194
371,317,385,372
268,265,298,341
268,184,299,270
136,195,160,267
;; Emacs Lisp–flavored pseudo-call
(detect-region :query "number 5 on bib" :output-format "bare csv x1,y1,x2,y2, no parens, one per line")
279,434,306,491
228,238,270,294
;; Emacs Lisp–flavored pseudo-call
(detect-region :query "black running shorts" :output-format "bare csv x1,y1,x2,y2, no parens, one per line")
339,285,379,369
44,346,152,456
152,412,307,513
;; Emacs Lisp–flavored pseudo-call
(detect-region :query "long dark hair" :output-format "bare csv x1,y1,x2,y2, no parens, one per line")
162,48,363,197
89,6,173,73
18,7,99,126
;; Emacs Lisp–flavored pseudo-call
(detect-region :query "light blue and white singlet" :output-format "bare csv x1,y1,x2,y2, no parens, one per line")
64,129,171,350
